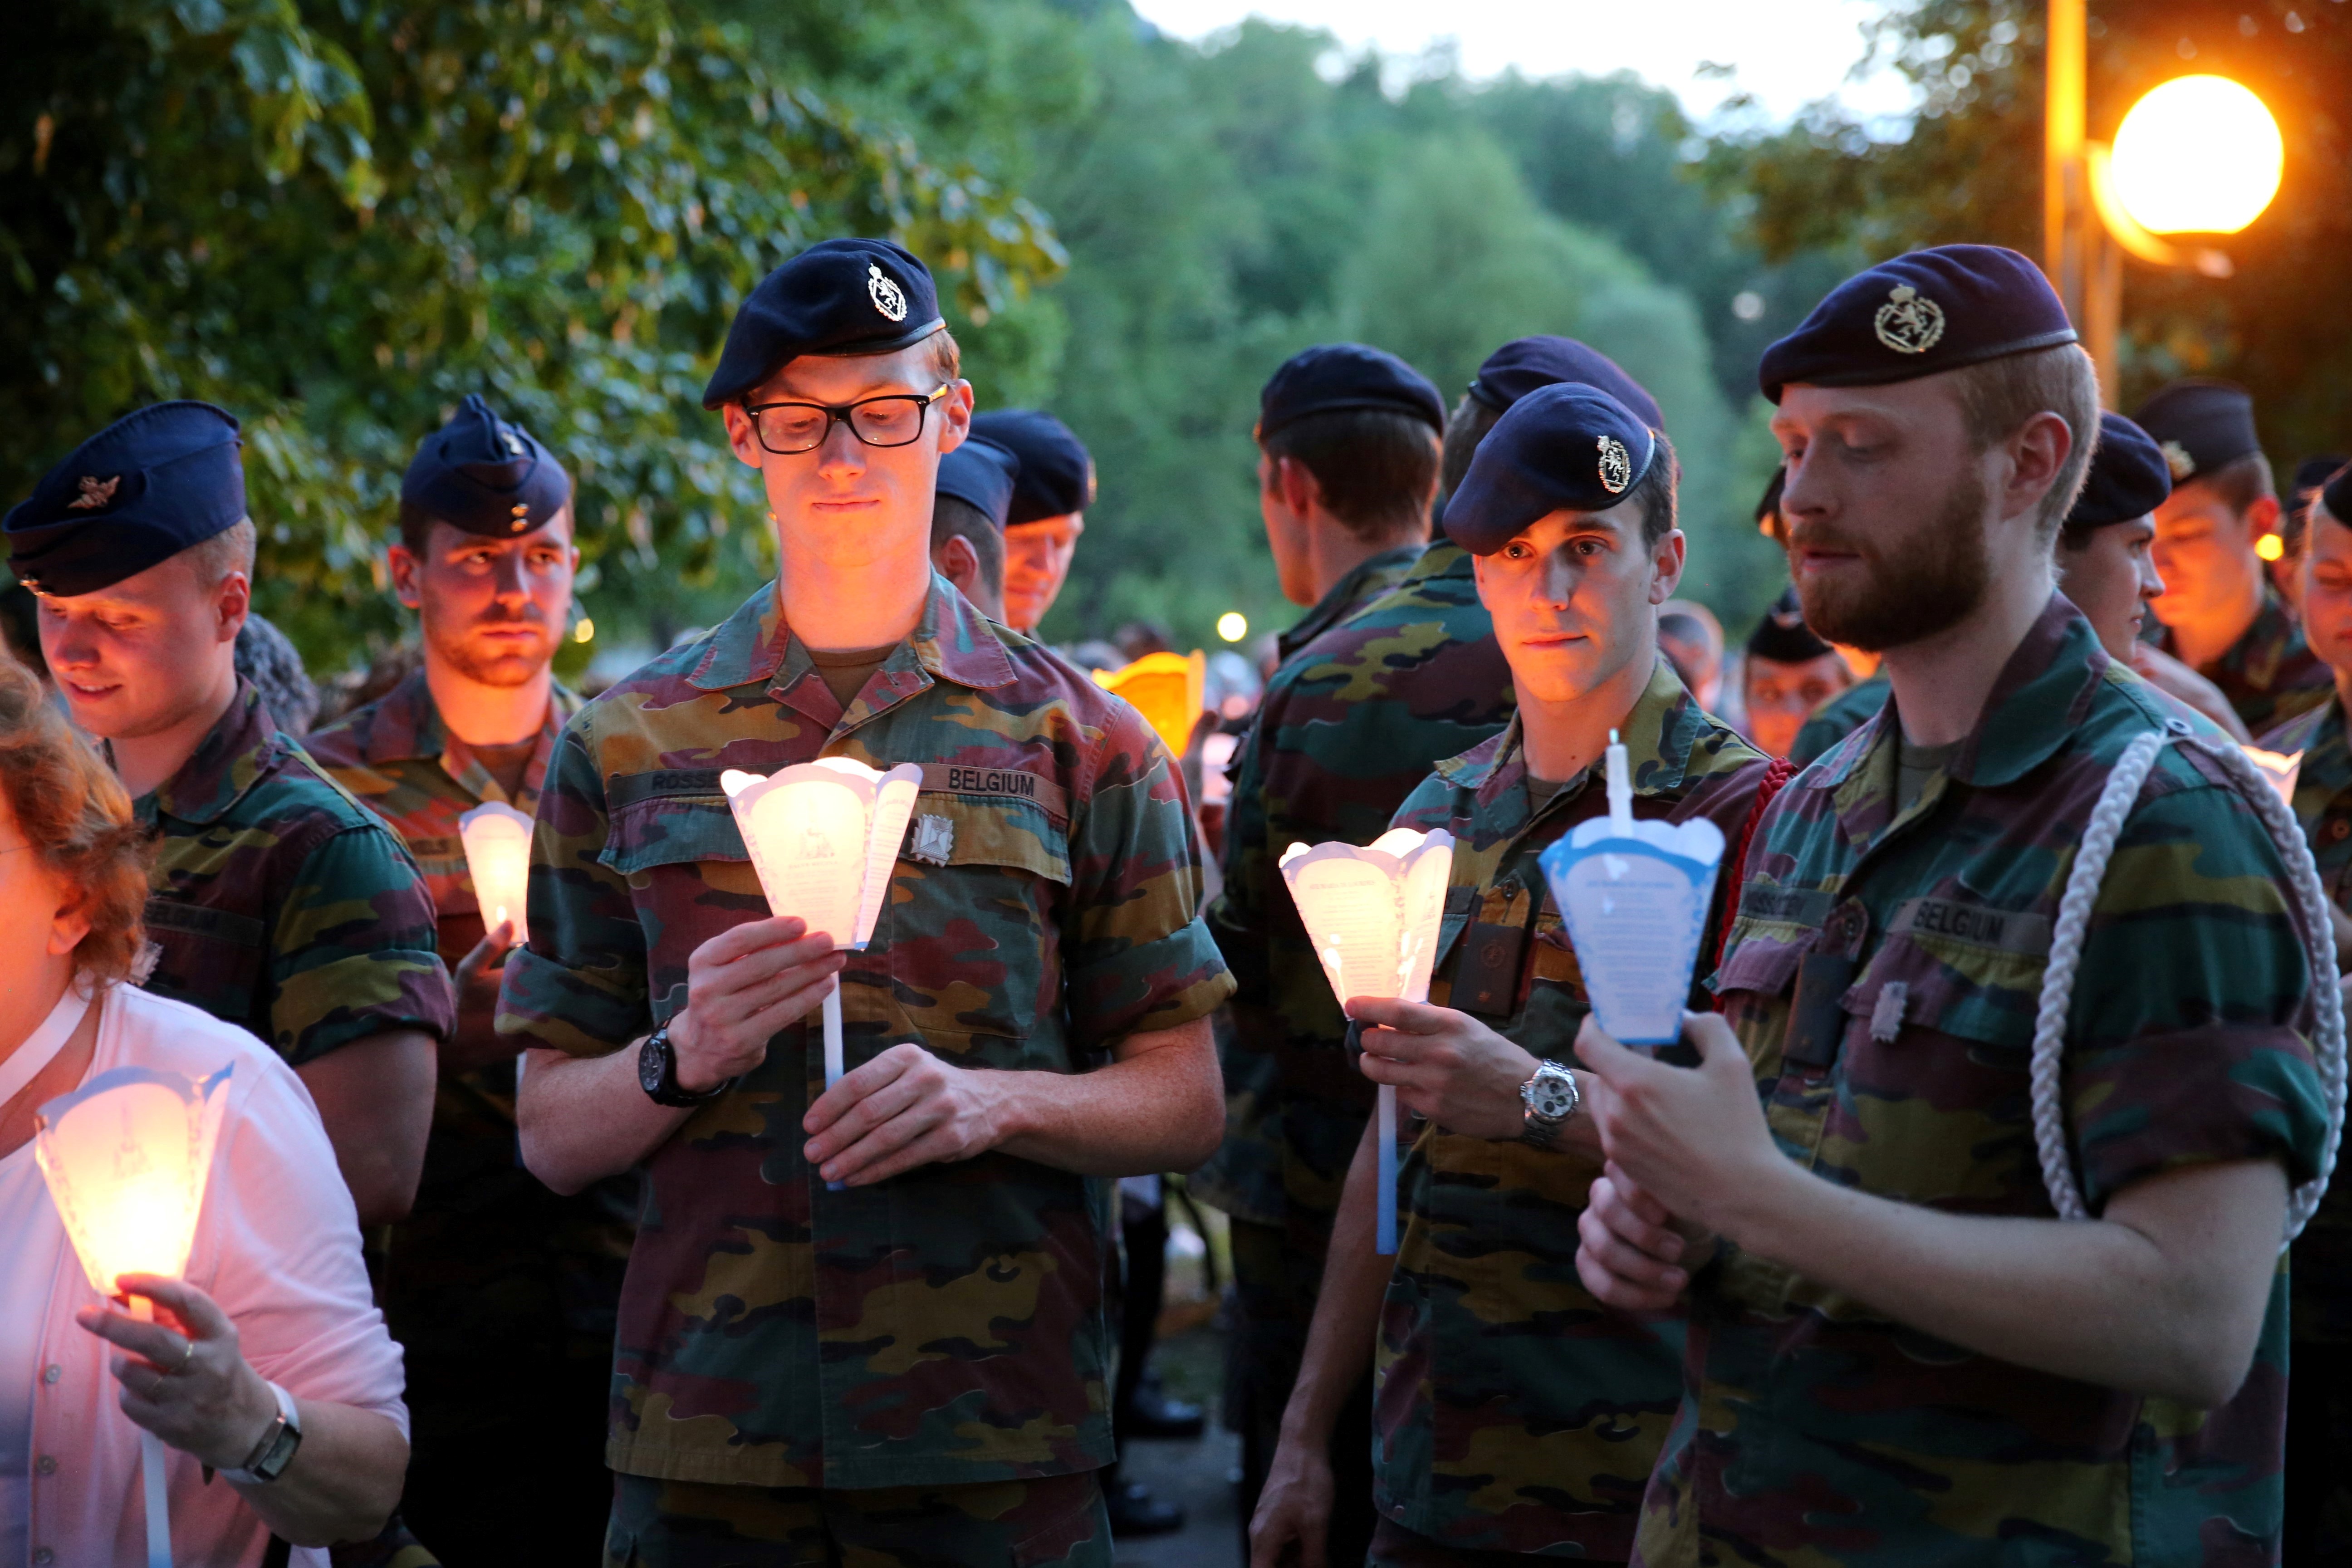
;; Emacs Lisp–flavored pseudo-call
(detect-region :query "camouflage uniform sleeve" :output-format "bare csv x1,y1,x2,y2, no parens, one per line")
270,823,455,1065
2065,772,2332,1206
1386,767,1455,835
495,718,649,1058
1064,704,1236,1044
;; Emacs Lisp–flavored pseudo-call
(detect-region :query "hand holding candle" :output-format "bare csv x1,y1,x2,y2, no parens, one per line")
1279,827,1454,1253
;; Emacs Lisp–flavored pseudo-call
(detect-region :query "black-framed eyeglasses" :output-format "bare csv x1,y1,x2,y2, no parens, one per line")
742,385,951,455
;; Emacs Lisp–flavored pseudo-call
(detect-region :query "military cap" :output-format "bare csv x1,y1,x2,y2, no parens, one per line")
1758,244,2078,404
935,436,1019,530
402,395,572,539
5,401,245,598
2323,467,2352,530
1257,343,1445,442
2064,412,2171,534
1747,584,1836,665
1444,382,1656,556
2291,456,2348,499
701,238,945,410
970,409,1095,524
1466,336,1663,429
2132,379,2262,484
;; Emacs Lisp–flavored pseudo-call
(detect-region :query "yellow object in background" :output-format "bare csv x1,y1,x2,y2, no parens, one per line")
1094,649,1208,759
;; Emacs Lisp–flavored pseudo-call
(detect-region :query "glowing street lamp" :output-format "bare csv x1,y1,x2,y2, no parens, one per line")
721,758,923,1091
457,800,536,941
2106,76,2284,238
1279,827,1454,1254
1093,650,1208,760
38,1060,235,1568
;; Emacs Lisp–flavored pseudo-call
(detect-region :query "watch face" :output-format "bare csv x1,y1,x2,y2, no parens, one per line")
1529,1071,1577,1120
639,1033,668,1097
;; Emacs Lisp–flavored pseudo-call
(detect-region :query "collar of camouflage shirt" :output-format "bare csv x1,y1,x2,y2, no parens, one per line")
1276,541,1424,662
685,572,1019,717
147,677,288,827
348,668,577,808
1433,654,1710,822
1811,593,2110,838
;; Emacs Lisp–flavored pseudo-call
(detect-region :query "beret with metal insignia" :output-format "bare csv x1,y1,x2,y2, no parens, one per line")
1443,382,1657,556
401,394,573,539
1757,244,2078,405
5,401,245,598
2130,379,2262,485
701,238,946,410
1256,343,1445,442
1465,336,1663,429
2064,412,2172,534
935,436,1020,532
1745,584,1836,665
970,409,1095,524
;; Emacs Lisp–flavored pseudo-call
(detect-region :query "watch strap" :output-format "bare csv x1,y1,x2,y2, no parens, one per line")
222,1380,301,1486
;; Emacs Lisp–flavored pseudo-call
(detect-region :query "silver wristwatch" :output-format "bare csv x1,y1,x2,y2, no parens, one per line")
221,1380,303,1486
1519,1059,1580,1150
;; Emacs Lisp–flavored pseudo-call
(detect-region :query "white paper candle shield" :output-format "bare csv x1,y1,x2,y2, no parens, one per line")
1279,827,1454,1255
457,800,536,941
720,758,925,951
1538,815,1726,1047
2242,745,2303,808
36,1062,234,1299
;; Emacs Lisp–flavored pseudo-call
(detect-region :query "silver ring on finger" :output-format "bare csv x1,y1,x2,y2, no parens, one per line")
172,1335,197,1375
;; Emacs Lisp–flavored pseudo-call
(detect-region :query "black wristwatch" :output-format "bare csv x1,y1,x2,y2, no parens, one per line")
639,1023,734,1107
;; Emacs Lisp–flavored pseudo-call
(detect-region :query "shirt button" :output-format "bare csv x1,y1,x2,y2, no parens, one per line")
2330,820,2350,842
35,1548,55,1564
35,1455,55,1475
41,1364,60,1385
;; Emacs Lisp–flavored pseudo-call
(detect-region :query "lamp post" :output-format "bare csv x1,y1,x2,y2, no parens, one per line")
2043,1,2284,406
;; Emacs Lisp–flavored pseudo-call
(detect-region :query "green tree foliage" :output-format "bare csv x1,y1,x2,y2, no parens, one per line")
1711,0,2352,460
0,0,1063,662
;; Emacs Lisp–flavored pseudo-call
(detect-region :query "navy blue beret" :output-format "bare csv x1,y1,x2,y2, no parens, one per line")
2064,412,2171,533
1758,245,2078,404
935,437,1019,531
5,401,245,598
702,238,946,410
402,395,572,539
2323,467,2352,531
2292,456,2347,498
1444,383,1657,556
1746,585,1836,665
2132,380,2262,485
970,409,1094,524
1466,336,1663,430
1257,343,1444,442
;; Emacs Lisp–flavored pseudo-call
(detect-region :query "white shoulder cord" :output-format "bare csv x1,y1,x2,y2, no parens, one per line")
2029,725,2347,1249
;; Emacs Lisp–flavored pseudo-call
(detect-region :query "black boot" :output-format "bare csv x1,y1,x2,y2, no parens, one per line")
1105,1477,1187,1537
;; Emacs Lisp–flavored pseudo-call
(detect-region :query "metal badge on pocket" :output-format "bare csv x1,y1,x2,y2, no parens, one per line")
908,814,955,865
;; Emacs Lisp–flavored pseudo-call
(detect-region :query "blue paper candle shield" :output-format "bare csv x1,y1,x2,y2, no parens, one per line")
1538,816,1725,1045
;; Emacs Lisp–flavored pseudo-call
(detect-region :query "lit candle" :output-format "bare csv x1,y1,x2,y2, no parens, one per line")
457,800,536,941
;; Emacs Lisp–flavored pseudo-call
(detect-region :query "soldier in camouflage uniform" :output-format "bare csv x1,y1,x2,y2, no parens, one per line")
1574,246,2331,1567
307,395,621,1558
499,239,1232,1568
2138,379,2330,735
5,401,452,1232
2256,461,2352,1562
1202,338,1661,1565
1248,383,1771,1568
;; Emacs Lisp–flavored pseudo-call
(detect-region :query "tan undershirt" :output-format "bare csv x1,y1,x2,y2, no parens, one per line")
468,736,539,801
806,643,901,709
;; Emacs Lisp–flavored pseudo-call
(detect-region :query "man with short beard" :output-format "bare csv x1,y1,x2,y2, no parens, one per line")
307,395,618,1558
1573,246,2330,1566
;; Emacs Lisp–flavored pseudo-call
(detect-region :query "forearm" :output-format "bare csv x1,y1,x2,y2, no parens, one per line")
230,1401,408,1547
992,1017,1221,1176
516,1043,689,1195
1280,1121,1392,1446
1719,1156,2285,1404
295,1030,436,1225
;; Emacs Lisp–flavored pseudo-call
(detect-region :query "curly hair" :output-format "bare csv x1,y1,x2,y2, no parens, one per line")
0,657,153,984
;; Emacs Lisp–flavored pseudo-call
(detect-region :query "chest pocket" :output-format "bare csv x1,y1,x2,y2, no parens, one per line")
1846,892,2051,1052
141,897,269,1031
600,779,748,876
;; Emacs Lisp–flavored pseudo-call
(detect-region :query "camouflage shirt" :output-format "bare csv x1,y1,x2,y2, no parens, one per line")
1786,673,1887,769
496,575,1233,1491
2258,691,2352,1347
133,677,453,1063
1641,596,2330,1567
1379,661,1769,1558
307,672,630,1367
2153,584,2332,735
1197,540,1514,1249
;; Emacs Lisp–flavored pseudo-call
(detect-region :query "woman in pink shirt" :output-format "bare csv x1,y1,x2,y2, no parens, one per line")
0,657,409,1566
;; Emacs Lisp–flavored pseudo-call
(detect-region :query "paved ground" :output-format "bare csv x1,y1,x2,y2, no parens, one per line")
1113,1322,1244,1568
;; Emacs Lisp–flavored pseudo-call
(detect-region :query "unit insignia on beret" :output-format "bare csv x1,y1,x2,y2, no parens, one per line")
1597,435,1632,495
1874,285,1946,355
2161,440,2196,480
867,263,908,324
69,475,119,511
